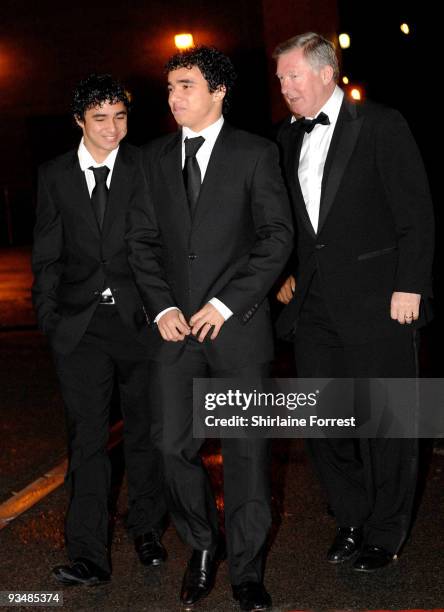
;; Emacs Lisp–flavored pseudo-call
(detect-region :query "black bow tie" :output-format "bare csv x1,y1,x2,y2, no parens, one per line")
297,112,330,133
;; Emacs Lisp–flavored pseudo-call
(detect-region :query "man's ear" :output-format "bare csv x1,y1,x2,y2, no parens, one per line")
320,64,334,85
213,85,226,102
74,115,84,128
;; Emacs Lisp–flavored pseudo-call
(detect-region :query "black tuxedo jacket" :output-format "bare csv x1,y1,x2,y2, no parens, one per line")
32,142,149,355
276,98,434,344
127,122,293,369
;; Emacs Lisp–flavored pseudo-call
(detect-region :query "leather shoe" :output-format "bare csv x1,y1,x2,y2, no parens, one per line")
52,558,110,586
135,531,167,566
180,549,216,607
327,526,363,563
232,581,272,611
353,544,394,572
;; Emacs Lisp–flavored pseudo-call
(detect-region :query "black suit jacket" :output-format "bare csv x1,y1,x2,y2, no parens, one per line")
127,122,293,369
276,98,435,344
32,142,150,355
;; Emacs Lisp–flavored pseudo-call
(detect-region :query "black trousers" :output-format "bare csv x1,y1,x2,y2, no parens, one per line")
149,339,271,585
294,274,418,554
53,305,165,572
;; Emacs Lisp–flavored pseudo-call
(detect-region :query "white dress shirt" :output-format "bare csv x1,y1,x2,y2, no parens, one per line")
181,115,224,179
77,139,119,299
155,116,233,324
296,85,344,233
77,138,119,195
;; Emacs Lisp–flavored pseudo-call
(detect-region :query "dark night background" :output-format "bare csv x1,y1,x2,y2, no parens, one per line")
0,0,441,369
1,4,443,608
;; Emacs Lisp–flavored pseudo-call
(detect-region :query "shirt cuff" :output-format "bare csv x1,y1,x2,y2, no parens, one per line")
209,298,233,321
154,306,179,324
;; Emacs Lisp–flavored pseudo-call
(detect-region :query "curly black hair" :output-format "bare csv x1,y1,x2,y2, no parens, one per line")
165,46,237,113
71,73,131,121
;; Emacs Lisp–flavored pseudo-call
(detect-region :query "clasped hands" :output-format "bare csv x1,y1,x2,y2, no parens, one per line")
276,275,420,325
157,303,225,343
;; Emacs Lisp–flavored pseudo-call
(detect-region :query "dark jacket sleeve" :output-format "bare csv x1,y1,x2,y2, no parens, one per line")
215,141,294,315
31,165,63,334
375,109,434,296
126,151,177,320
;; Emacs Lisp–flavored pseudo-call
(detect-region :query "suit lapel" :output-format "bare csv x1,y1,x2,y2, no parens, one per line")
191,122,232,230
64,152,100,236
160,131,191,230
101,143,131,237
317,99,363,233
280,119,316,238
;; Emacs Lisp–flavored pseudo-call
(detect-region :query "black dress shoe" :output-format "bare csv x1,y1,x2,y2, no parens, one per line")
180,549,216,607
232,582,272,611
353,544,394,572
327,526,363,563
135,531,167,566
52,558,110,586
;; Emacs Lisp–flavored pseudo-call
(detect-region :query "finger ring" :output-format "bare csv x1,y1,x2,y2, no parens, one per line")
405,315,413,319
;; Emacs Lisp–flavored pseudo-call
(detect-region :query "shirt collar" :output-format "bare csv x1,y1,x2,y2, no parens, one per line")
77,138,119,172
291,85,344,124
182,116,224,147
317,84,343,123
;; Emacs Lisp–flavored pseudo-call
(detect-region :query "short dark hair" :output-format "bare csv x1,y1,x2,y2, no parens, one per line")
165,46,237,113
71,73,131,121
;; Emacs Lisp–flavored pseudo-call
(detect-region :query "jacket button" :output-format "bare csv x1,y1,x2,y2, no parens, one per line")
93,290,100,296
315,244,326,250
101,259,108,265
188,254,197,260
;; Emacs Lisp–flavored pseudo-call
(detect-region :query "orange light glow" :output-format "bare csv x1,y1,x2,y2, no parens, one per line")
0,47,11,78
174,33,194,50
350,87,362,101
215,494,225,512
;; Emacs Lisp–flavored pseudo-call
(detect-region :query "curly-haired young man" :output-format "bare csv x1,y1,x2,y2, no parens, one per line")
127,47,293,610
32,74,166,586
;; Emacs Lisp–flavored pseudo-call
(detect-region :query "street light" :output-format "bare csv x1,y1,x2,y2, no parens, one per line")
338,33,351,49
400,23,410,35
174,33,194,50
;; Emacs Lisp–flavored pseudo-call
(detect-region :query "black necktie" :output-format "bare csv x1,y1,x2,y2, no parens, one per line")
299,111,330,134
89,166,110,229
183,136,205,214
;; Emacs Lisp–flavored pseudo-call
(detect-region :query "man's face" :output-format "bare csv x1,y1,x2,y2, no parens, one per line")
76,100,127,162
276,47,334,118
167,65,224,131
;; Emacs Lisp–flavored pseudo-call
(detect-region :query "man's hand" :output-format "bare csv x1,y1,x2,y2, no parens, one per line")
189,303,225,342
157,309,190,341
390,291,421,324
276,275,296,304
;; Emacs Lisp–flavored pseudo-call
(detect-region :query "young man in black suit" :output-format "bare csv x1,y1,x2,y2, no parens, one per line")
32,74,166,586
127,47,293,610
274,33,434,571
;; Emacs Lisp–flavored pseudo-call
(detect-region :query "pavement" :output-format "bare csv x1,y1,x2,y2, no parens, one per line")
0,246,443,611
